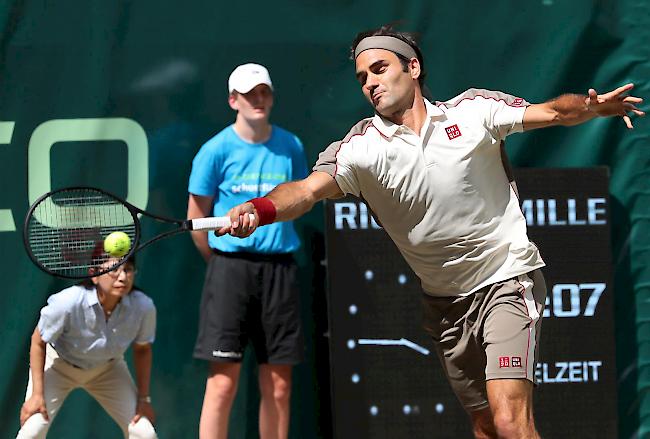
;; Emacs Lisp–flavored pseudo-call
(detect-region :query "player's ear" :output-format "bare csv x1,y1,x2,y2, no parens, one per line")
409,58,421,80
88,268,100,284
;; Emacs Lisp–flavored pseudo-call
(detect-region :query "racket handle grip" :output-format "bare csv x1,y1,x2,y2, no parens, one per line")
190,214,256,231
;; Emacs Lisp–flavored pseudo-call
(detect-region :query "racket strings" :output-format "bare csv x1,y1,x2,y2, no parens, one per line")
26,189,136,277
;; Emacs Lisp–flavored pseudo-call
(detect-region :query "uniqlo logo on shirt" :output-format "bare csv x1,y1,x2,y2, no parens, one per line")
512,98,524,106
511,357,522,368
445,124,462,140
499,356,510,368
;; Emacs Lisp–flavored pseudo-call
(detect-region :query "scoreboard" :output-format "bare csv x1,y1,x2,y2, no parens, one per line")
325,168,617,438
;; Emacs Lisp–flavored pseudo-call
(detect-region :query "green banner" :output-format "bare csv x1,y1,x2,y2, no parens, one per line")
1,1,648,437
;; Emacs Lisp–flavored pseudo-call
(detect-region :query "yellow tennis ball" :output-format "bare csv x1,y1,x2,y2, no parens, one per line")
104,231,131,257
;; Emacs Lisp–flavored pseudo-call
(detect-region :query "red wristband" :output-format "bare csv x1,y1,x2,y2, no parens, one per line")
248,197,277,226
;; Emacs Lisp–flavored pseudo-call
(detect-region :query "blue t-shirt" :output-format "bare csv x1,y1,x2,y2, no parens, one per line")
188,124,308,253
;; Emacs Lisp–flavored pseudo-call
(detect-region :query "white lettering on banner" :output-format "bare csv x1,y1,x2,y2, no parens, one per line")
28,118,149,215
535,361,602,383
0,121,16,231
334,202,382,230
520,198,607,226
334,199,606,231
0,118,149,233
543,283,606,318
231,183,277,194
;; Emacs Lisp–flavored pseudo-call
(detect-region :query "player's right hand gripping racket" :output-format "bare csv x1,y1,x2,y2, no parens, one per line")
23,186,251,279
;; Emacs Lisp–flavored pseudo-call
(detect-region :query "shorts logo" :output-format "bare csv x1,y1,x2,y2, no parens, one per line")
499,356,510,368
212,350,243,359
512,98,524,106
512,356,522,368
445,124,462,140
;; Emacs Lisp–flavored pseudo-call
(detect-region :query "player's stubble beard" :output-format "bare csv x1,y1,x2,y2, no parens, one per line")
373,86,417,124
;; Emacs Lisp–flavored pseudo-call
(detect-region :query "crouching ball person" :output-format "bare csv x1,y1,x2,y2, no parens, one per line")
16,256,158,439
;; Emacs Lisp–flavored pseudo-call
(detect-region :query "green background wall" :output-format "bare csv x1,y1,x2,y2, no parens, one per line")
1,1,648,437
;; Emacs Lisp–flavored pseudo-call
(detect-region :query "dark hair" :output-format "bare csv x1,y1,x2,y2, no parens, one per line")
350,24,427,87
79,255,137,289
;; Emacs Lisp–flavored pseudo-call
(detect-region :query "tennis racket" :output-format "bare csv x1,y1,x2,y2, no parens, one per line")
23,186,251,279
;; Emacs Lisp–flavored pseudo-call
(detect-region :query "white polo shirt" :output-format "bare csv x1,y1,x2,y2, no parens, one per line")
38,284,156,369
314,89,545,297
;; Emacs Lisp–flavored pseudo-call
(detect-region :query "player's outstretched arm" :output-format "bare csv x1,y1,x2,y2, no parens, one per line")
224,171,343,238
523,83,644,130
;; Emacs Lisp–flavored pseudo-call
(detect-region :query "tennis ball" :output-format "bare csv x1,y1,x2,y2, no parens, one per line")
104,231,131,258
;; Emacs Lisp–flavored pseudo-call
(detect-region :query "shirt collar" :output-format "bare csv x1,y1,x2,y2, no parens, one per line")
85,286,132,309
371,98,445,138
85,286,99,308
121,292,132,308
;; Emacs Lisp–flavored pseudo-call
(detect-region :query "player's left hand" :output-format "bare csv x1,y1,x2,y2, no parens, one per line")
131,400,156,425
586,83,645,129
20,394,48,426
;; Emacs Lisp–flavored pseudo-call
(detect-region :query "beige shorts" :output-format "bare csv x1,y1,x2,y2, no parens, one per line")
16,344,157,439
421,269,546,411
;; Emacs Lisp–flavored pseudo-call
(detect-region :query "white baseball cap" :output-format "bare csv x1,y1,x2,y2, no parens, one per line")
228,63,274,94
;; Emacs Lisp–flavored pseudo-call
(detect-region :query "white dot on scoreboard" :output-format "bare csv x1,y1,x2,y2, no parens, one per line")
351,373,360,383
403,404,411,415
364,270,374,281
347,339,356,349
370,405,378,416
349,304,358,315
398,274,407,284
435,403,444,414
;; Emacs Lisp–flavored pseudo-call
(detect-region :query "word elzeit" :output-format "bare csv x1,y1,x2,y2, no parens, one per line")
535,360,602,384
520,198,607,226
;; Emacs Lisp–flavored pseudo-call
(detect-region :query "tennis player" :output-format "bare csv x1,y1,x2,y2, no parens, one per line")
187,63,308,439
15,256,158,439
221,26,643,439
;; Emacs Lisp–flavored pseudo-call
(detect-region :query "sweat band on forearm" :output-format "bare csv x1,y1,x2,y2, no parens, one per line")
248,197,277,226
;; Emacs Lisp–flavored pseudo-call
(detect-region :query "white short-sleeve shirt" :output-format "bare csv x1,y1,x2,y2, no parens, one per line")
314,89,545,297
38,285,157,369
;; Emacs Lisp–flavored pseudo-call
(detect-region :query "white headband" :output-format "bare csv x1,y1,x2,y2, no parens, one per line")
354,35,418,60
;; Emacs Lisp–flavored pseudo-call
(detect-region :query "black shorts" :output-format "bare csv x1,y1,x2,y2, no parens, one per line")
193,251,305,365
